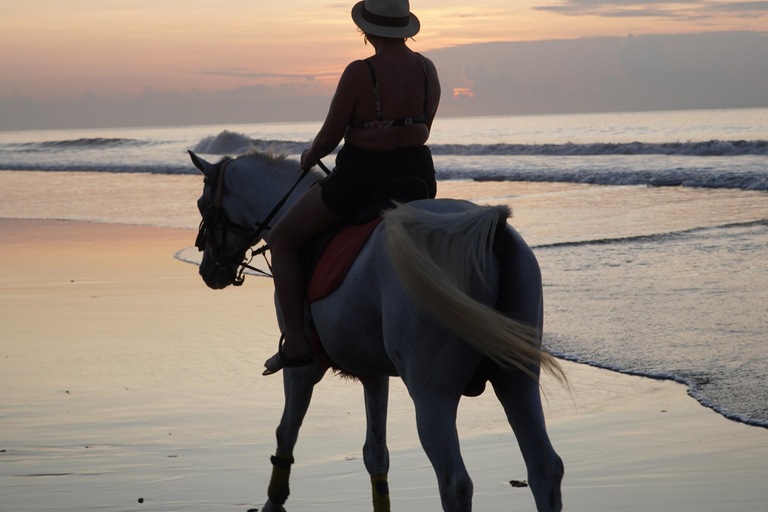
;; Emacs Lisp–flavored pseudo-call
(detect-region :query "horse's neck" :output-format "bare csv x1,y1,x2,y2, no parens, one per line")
224,156,324,232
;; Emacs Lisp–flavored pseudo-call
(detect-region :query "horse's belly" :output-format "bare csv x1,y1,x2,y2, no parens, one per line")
309,235,398,375
311,299,397,376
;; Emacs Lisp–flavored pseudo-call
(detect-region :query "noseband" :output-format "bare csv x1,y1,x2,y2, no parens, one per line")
196,157,321,285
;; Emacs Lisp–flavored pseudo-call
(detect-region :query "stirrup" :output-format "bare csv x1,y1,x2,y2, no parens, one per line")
262,333,313,376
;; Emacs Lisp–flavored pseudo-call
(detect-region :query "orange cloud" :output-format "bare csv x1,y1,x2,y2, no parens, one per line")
453,88,475,98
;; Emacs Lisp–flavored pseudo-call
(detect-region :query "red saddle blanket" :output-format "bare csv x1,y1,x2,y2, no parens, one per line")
306,217,384,303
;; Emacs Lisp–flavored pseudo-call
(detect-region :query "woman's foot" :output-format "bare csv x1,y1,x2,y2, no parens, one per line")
263,333,313,375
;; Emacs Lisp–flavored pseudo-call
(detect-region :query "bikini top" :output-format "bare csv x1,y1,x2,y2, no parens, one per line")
348,55,430,130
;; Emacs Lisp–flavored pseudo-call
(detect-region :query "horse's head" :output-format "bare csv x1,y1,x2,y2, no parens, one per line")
190,148,320,289
190,151,260,289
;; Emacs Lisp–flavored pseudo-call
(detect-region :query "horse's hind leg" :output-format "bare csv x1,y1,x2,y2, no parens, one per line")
491,227,563,511
263,364,326,512
362,376,391,512
489,366,563,512
411,391,473,512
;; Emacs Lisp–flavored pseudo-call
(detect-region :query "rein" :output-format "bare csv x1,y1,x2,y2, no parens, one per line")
316,160,332,175
196,156,331,285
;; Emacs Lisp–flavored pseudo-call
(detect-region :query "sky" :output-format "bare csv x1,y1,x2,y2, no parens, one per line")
1,0,767,129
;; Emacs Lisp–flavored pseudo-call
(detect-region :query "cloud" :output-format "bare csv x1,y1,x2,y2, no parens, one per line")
427,31,768,117
534,5,684,17
532,0,686,18
192,69,340,81
540,0,675,6
2,31,766,130
533,0,768,18
710,0,768,10
0,85,332,131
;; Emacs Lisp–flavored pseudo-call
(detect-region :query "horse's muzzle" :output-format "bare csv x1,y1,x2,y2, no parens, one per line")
199,248,237,289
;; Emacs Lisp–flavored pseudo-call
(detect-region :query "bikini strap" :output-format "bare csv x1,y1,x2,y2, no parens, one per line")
359,55,429,126
418,54,429,116
364,58,383,121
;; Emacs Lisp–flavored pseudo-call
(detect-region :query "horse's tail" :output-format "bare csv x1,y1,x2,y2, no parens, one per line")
384,202,563,380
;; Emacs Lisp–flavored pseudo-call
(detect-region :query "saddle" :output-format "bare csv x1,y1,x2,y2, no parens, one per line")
301,176,430,303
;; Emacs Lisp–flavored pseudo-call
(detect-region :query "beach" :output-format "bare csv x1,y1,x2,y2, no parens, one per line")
2,217,767,512
2,108,767,511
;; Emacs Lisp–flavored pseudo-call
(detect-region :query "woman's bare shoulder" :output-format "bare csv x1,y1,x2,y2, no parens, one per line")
419,55,438,75
419,54,435,66
337,59,372,89
341,59,371,77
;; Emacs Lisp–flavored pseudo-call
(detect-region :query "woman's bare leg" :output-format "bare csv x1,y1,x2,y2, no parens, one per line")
265,185,343,372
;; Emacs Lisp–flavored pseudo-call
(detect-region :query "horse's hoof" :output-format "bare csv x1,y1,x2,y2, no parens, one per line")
262,500,287,512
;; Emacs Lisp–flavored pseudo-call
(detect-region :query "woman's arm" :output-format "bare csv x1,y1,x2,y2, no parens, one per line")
422,56,441,131
301,61,367,170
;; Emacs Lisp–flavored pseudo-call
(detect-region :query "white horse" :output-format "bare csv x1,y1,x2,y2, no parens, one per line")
189,149,564,512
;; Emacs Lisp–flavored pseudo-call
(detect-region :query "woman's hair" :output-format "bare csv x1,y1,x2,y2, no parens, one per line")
360,29,409,45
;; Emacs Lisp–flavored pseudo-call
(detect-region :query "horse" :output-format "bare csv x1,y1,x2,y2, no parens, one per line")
189,148,564,512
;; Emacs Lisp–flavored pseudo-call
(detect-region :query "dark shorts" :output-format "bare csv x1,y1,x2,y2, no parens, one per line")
319,144,437,219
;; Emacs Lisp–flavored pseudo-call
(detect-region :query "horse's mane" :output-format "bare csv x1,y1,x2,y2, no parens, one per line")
232,147,324,191
241,146,293,170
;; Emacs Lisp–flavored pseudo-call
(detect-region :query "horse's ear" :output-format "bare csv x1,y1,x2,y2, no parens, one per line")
188,150,215,179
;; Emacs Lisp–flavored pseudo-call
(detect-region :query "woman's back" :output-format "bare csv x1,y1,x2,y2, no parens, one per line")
345,38,440,151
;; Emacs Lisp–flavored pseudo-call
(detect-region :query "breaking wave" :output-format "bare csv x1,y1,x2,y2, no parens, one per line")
190,131,768,157
9,137,157,151
191,131,307,156
430,140,768,157
2,130,767,191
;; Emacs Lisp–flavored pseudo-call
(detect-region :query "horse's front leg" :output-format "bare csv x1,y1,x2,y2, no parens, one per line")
263,363,326,512
362,376,391,512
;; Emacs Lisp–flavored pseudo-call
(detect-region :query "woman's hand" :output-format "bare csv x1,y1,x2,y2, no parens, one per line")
300,148,316,171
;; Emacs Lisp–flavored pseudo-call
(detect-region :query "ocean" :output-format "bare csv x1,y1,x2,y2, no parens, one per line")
1,107,767,429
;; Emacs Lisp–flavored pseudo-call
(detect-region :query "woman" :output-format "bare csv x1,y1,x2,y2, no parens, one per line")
263,0,441,375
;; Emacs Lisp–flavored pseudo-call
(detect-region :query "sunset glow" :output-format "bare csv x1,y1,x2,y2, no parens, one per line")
1,0,766,128
3,1,766,97
453,88,475,98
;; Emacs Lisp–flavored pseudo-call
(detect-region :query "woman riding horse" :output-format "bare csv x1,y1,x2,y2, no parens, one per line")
263,0,441,375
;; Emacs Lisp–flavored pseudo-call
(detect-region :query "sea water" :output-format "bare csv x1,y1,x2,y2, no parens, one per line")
1,107,767,428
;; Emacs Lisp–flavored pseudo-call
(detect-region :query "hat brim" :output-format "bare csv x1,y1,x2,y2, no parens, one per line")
351,1,420,39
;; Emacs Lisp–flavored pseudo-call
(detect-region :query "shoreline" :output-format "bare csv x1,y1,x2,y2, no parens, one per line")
552,353,768,431
2,218,767,511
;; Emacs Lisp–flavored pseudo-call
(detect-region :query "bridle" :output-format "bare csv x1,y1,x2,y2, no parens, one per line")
195,156,329,286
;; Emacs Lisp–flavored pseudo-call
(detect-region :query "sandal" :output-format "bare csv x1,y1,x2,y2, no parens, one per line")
262,333,313,376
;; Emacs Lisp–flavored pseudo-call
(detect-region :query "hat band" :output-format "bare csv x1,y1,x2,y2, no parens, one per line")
361,7,410,28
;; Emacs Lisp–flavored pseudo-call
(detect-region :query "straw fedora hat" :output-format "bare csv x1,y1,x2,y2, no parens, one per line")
351,0,420,38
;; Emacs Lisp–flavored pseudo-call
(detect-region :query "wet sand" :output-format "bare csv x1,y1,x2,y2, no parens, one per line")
1,219,767,511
